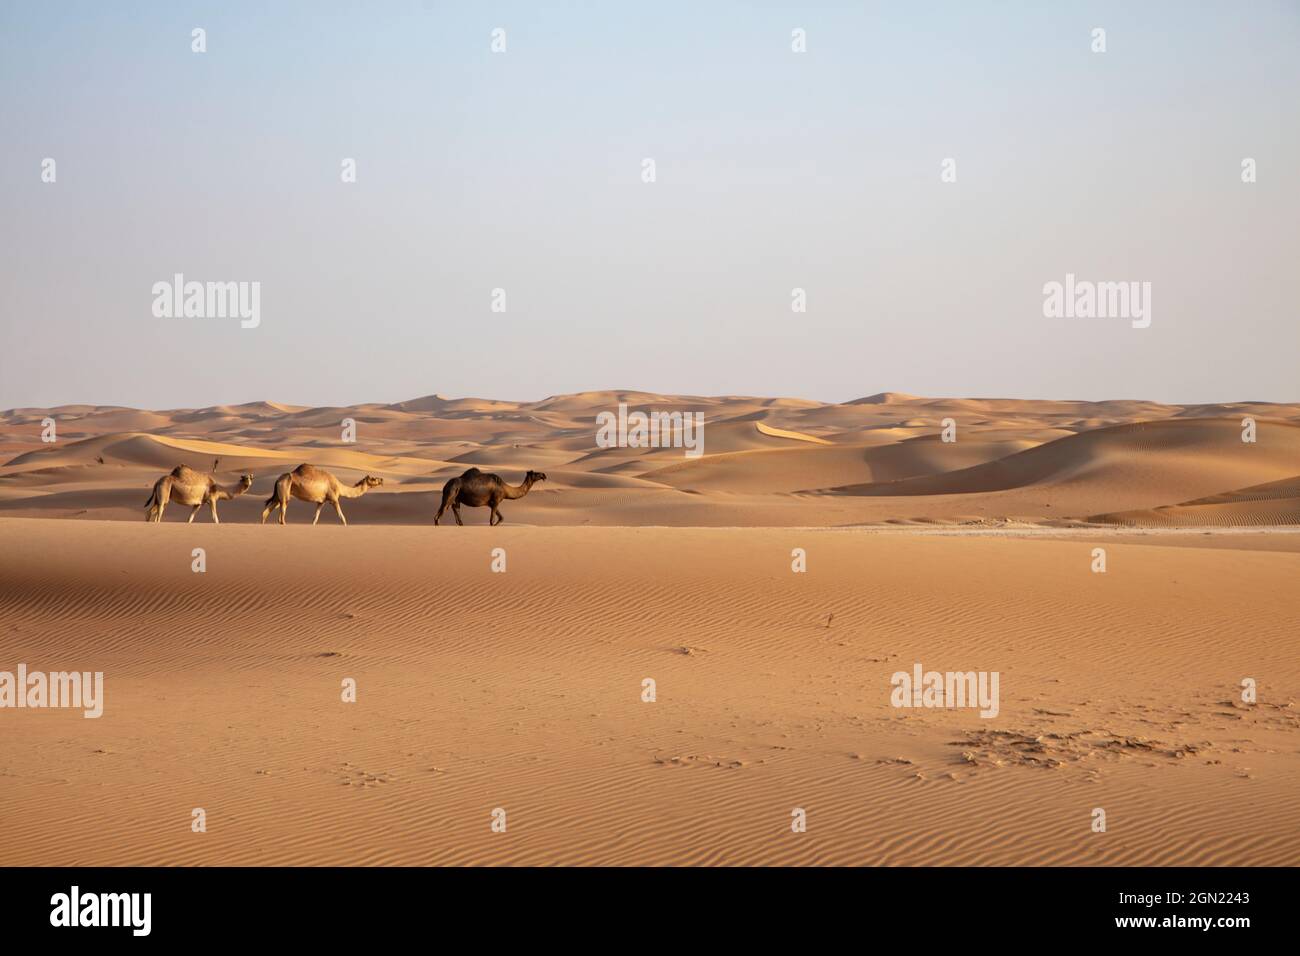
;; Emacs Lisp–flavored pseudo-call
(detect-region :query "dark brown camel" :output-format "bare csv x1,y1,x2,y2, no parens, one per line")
435,468,546,526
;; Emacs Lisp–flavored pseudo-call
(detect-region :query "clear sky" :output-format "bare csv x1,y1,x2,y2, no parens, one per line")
2,1,1297,409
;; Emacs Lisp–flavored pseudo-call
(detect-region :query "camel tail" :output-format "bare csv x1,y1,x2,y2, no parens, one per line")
263,473,283,508
434,477,460,524
262,473,292,523
440,479,461,510
144,477,167,521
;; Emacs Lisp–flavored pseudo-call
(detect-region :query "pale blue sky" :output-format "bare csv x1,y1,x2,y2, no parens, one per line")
2,1,1297,408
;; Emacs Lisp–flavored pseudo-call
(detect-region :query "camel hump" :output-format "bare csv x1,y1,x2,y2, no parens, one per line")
460,467,483,479
170,464,197,479
292,463,322,478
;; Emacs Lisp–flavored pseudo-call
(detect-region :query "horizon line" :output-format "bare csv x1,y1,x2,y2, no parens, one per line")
4,389,1298,416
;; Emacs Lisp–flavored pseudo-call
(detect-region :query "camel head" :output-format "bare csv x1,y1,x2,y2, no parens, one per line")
237,474,254,491
524,470,547,485
361,475,384,488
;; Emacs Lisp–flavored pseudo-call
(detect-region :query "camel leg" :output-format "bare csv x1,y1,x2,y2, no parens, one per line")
146,481,163,522
261,494,279,525
331,498,347,526
263,476,291,525
435,481,459,526
210,498,220,524
313,502,324,526
264,493,288,524
452,502,464,526
188,504,201,524
154,481,171,523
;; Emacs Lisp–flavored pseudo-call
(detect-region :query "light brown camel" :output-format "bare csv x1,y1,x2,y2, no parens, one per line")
261,463,383,526
145,459,253,523
435,467,546,526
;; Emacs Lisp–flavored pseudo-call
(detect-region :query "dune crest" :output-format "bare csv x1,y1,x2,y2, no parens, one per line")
2,393,1297,527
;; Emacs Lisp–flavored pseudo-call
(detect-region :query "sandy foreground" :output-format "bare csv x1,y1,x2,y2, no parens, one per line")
1,518,1296,866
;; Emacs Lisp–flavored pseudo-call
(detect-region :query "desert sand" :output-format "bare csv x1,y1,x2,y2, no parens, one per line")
3,391,1299,527
1,393,1297,865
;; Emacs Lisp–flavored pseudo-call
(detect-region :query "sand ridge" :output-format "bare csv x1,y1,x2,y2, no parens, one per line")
3,392,1298,528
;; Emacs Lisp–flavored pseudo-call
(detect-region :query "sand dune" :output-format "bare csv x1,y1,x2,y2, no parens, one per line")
1093,473,1300,528
821,418,1300,521
753,421,833,444
0,518,1295,866
5,393,1298,528
641,437,1040,495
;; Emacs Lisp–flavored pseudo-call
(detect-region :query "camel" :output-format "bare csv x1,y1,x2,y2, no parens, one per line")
260,463,383,526
145,459,253,524
435,467,546,526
